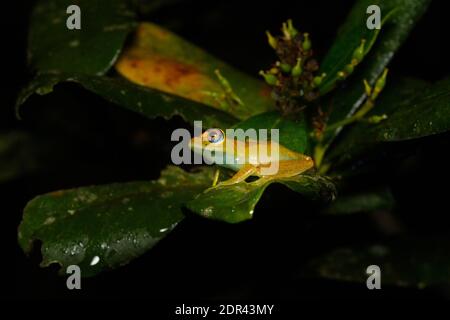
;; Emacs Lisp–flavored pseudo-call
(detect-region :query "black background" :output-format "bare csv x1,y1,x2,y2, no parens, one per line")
3,0,450,301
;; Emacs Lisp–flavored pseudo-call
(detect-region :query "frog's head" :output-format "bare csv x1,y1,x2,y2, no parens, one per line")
189,128,226,155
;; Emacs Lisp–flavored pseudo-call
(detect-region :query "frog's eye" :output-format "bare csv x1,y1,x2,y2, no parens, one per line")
205,128,224,144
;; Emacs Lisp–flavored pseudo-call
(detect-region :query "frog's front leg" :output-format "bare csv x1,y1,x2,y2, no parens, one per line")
216,164,258,187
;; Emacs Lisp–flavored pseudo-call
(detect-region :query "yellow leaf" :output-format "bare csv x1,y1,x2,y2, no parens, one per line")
115,23,273,119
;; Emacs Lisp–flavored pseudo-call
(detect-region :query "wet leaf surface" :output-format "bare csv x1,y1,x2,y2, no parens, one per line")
187,173,336,223
18,166,215,277
326,77,450,165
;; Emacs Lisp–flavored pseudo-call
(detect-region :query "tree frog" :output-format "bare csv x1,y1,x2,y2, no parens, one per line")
189,128,314,186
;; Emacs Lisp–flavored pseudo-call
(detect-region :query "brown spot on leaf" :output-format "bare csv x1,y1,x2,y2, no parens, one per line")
116,49,220,105
114,22,274,117
260,85,272,98
130,60,138,68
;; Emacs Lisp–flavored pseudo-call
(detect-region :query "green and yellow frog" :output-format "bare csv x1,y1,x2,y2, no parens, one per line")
189,128,314,186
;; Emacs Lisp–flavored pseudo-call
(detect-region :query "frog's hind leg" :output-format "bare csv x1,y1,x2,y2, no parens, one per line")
215,158,314,187
216,164,258,187
274,159,314,178
253,159,314,186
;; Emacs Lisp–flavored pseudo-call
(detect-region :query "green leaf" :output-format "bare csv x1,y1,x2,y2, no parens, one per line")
232,111,310,154
16,73,238,128
187,173,336,223
18,166,215,277
318,6,396,95
115,22,274,120
326,77,450,165
307,236,450,288
323,0,430,131
324,187,394,215
367,78,450,141
29,0,136,75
